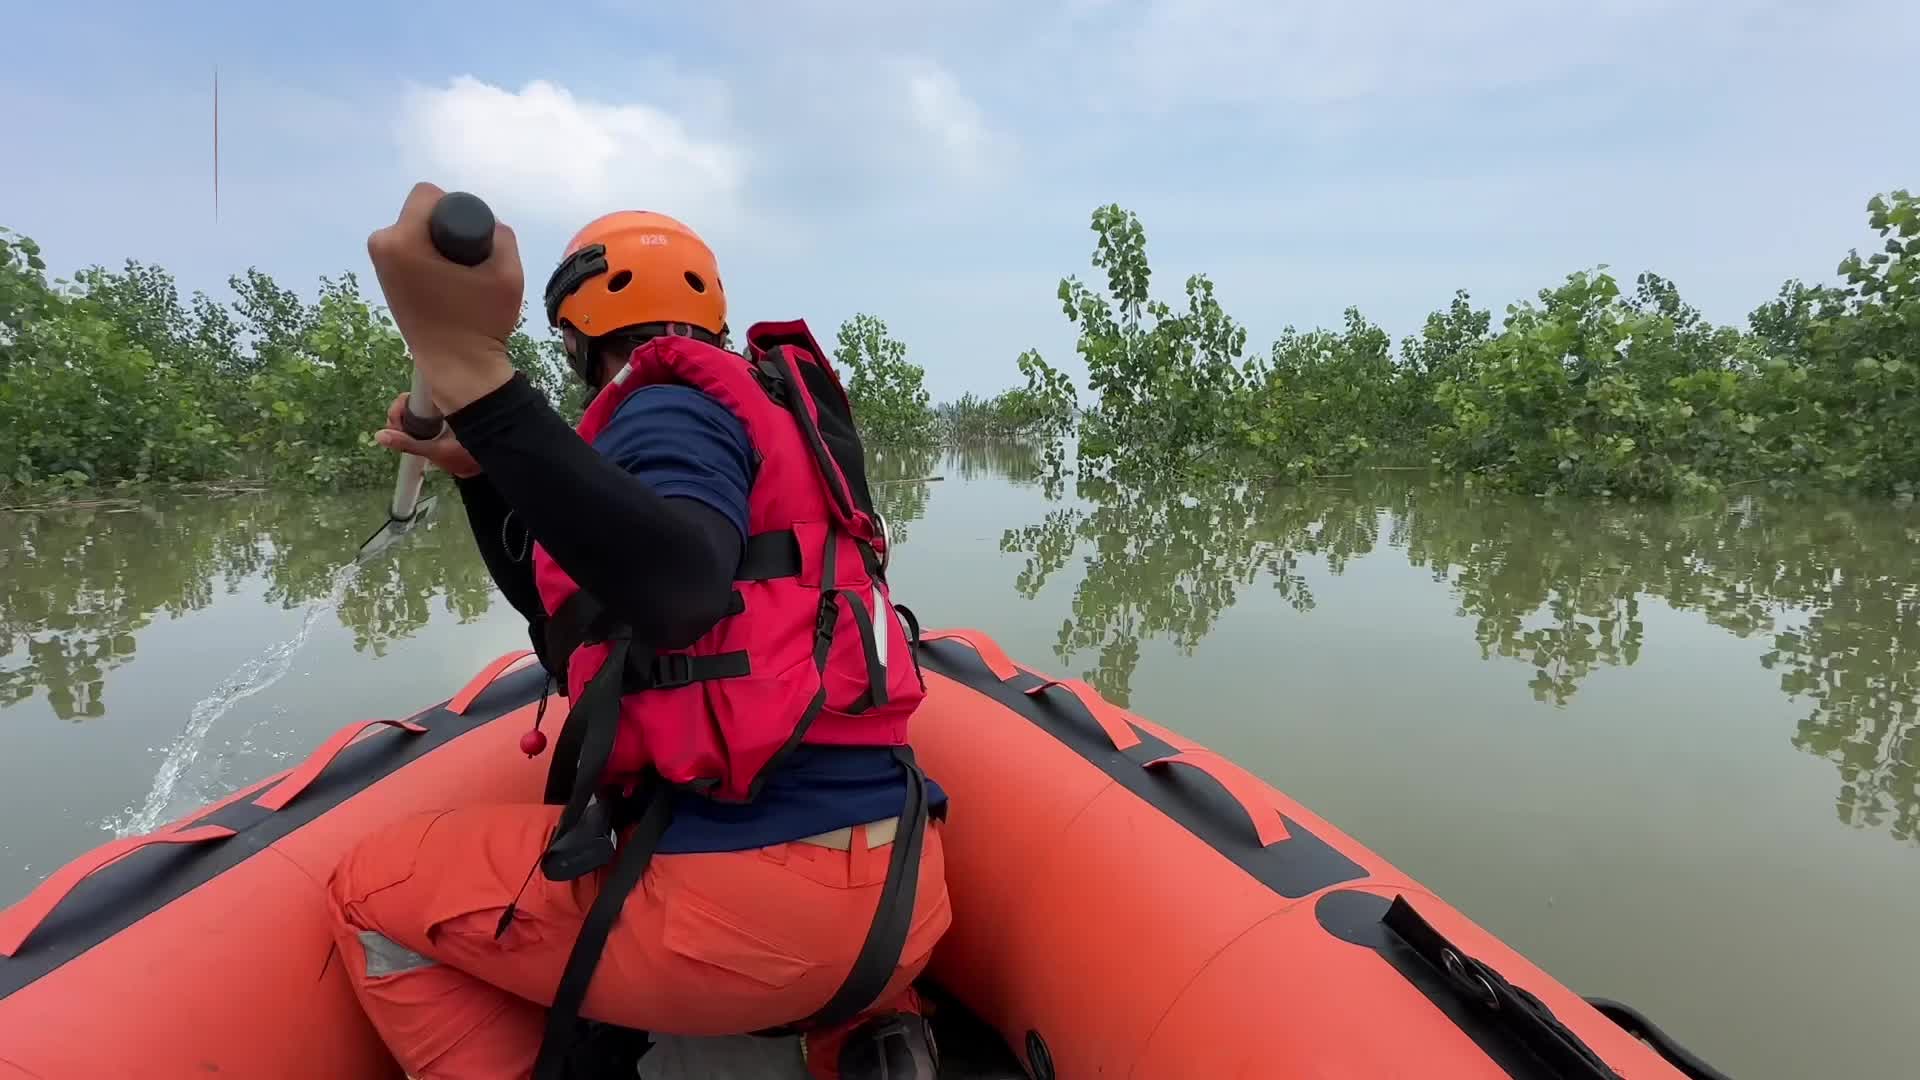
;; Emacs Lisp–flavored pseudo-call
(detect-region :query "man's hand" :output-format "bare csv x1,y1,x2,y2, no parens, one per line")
367,181,523,413
375,392,482,478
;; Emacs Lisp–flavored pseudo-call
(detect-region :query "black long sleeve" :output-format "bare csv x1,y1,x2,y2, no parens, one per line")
451,472,544,624
446,373,742,649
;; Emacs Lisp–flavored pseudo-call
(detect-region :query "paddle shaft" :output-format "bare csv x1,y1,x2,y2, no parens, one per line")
385,191,497,523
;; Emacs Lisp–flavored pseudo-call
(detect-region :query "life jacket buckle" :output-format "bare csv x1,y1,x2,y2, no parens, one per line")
750,354,789,402
648,653,696,691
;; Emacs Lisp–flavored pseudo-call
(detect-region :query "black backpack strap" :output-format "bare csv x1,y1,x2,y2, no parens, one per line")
532,778,674,1080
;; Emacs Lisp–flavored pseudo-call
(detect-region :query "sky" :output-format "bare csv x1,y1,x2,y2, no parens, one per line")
4,0,1917,401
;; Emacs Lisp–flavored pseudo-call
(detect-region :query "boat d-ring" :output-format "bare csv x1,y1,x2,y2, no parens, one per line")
1441,947,1500,1010
874,511,893,573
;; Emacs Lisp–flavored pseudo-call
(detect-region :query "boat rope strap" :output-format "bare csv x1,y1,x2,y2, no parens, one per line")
1381,896,1622,1080
1581,998,1736,1080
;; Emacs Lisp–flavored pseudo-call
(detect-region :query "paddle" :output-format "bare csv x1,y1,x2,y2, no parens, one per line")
356,191,498,563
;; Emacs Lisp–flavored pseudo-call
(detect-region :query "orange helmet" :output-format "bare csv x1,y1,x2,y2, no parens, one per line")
542,210,728,346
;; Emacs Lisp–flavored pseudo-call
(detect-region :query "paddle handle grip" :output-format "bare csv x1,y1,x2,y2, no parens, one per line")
388,191,497,520
400,191,493,438
428,190,496,267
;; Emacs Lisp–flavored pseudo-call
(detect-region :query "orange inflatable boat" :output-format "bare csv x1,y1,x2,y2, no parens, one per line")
0,631,1731,1079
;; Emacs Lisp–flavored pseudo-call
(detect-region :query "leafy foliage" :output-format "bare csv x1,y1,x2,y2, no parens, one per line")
935,377,1074,443
1241,307,1414,478
0,229,575,495
1427,269,1759,498
6,188,1914,501
1024,192,1920,499
1026,205,1249,480
834,313,937,446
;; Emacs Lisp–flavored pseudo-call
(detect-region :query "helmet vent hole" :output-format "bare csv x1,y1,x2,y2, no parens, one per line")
607,270,633,293
684,271,707,293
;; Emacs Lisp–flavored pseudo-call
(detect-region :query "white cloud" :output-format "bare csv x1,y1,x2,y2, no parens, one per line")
396,77,747,232
898,60,1012,181
907,66,991,162
902,61,1013,178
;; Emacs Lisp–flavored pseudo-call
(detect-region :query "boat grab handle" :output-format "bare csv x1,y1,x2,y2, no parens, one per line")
1023,679,1143,751
252,718,429,812
1141,750,1290,847
448,649,538,715
0,825,238,957
918,630,1021,681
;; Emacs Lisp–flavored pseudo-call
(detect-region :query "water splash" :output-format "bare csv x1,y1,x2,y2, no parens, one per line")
109,559,361,837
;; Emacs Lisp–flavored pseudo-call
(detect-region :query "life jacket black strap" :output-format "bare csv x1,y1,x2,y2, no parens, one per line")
532,777,673,1080
538,637,751,830
753,344,858,521
538,590,613,691
836,589,888,716
541,584,756,691
737,530,802,581
758,745,932,1036
621,650,750,692
894,603,926,691
1381,896,1623,1080
540,632,634,878
731,524,841,805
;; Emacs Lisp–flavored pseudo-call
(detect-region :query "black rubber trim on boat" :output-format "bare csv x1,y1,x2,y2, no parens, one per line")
1316,889,1604,1078
915,638,1366,899
0,664,548,1001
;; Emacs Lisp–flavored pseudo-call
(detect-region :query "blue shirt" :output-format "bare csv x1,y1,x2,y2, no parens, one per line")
592,384,945,853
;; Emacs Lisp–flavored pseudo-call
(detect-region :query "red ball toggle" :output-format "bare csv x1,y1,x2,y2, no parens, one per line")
519,729,549,757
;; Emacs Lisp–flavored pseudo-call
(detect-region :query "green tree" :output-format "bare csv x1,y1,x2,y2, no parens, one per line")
1043,205,1249,480
1239,307,1406,478
235,273,411,488
835,313,936,445
505,316,590,420
1738,190,1920,497
1427,269,1751,498
0,232,232,489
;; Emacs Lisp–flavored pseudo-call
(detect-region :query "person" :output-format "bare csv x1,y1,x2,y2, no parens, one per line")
323,183,950,1080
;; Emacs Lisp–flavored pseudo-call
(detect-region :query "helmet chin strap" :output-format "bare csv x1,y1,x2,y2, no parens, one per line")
566,332,605,390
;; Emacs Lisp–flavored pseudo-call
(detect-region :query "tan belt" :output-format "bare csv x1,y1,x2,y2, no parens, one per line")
795,815,900,850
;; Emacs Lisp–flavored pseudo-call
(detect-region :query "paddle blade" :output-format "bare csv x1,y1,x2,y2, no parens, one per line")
356,495,440,564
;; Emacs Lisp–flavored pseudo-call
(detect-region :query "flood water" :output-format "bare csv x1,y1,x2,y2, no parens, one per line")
2,445,1915,1080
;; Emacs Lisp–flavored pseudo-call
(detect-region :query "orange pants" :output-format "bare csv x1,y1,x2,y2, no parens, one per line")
324,803,950,1079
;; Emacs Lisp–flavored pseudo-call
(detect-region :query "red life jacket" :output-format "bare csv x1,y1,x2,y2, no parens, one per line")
529,319,925,803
